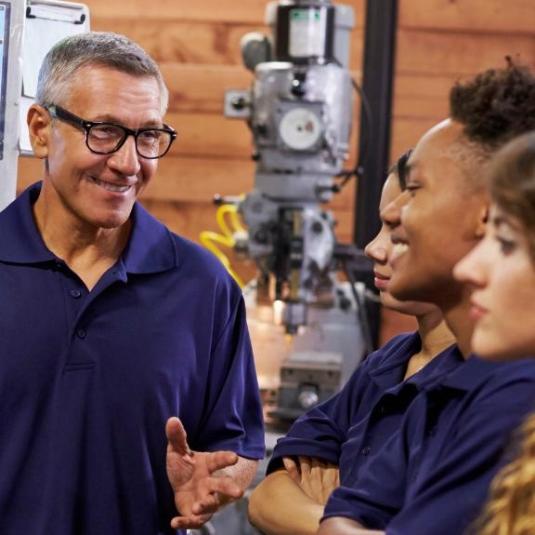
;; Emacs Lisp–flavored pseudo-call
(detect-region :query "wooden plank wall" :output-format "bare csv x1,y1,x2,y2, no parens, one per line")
18,1,535,343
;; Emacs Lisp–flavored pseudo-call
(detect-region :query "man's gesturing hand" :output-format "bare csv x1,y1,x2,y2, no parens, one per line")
165,417,244,530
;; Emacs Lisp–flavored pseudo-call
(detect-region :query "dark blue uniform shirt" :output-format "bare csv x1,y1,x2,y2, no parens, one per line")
0,183,264,535
323,355,535,535
268,332,463,488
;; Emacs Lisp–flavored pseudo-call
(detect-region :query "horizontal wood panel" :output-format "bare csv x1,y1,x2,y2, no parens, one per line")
390,117,440,161
161,64,252,114
400,0,535,35
86,0,365,27
393,73,452,120
92,18,265,66
397,29,535,77
85,0,268,23
91,18,365,70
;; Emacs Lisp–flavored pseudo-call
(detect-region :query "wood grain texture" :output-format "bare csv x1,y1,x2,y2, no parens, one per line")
396,29,535,77
400,0,535,35
84,0,365,25
92,17,365,69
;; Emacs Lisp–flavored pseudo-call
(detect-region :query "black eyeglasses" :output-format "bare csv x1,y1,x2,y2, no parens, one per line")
45,104,177,159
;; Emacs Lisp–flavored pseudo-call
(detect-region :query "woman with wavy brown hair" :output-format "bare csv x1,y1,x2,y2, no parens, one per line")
455,130,535,535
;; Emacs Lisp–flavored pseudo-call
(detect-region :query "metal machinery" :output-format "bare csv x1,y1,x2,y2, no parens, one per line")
223,0,374,421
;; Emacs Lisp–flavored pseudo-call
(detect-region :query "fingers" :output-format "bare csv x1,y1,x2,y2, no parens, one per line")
171,512,212,530
312,459,339,504
166,417,192,457
296,457,339,505
197,474,243,502
190,476,242,514
283,456,300,482
204,450,239,473
298,456,312,484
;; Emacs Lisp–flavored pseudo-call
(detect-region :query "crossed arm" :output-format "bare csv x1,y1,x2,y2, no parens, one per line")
248,456,340,535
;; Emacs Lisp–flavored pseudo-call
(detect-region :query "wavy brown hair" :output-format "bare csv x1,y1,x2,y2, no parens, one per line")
476,414,535,535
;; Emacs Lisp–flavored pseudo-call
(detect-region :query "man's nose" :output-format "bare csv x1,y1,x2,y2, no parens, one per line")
107,135,141,175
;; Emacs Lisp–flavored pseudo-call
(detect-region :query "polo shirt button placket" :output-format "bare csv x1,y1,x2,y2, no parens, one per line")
76,328,87,339
70,289,82,299
361,446,371,456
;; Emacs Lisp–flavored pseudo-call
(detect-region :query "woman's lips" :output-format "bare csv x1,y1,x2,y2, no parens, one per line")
374,272,390,291
469,300,488,322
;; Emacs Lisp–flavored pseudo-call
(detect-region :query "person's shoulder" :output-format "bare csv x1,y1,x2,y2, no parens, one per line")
168,231,240,289
477,355,535,384
458,356,535,410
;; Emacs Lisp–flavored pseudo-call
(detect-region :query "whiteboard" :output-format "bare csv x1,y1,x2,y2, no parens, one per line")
19,0,90,154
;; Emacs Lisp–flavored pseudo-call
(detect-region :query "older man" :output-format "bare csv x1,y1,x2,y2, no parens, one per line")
0,32,263,535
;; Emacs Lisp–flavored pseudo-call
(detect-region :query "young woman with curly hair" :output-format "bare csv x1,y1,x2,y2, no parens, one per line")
455,130,535,535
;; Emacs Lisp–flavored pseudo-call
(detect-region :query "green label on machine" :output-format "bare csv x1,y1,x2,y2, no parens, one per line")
289,8,326,57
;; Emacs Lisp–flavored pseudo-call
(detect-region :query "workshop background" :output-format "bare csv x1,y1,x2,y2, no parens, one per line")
18,0,535,343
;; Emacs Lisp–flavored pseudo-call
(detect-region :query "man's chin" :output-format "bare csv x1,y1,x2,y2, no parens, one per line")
388,274,425,304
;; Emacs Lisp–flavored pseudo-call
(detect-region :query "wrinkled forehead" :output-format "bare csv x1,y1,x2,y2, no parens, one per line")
63,64,165,116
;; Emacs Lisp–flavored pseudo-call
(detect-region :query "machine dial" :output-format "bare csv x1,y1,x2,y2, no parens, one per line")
279,108,323,150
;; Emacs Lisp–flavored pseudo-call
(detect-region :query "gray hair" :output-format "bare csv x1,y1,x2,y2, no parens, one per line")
36,31,169,114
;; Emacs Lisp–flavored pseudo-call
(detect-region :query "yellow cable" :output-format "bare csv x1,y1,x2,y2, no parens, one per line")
216,204,247,236
199,230,245,288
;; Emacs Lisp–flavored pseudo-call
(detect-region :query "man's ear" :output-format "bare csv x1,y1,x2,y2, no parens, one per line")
27,104,51,158
475,203,489,239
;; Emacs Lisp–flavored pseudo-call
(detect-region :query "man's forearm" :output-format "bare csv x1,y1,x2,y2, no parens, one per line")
317,516,384,535
249,470,324,535
216,456,258,508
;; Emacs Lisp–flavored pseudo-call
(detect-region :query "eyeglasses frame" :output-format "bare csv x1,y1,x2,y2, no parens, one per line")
45,104,177,159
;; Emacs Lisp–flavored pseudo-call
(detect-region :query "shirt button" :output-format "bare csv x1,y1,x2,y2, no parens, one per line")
361,446,371,456
70,289,82,299
76,328,87,339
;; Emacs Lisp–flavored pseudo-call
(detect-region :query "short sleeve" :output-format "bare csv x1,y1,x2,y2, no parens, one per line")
190,295,265,459
267,334,416,472
268,356,379,471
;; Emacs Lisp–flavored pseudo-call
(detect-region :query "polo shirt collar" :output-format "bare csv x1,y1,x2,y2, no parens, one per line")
0,182,178,274
0,182,54,263
121,202,178,274
368,332,422,388
435,354,505,392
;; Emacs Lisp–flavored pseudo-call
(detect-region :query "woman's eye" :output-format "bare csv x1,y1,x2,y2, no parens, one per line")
405,184,420,196
496,236,516,255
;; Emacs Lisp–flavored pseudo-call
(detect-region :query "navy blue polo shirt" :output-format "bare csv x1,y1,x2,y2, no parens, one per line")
268,332,462,488
323,355,535,535
0,183,264,535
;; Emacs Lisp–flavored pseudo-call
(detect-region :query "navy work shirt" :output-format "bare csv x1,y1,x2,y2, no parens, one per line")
268,332,462,488
0,183,264,535
323,356,535,535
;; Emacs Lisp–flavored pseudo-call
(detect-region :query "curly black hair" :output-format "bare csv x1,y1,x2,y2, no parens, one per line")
450,58,535,150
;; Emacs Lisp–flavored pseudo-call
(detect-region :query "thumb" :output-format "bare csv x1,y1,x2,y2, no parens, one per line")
283,456,300,482
166,416,191,456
